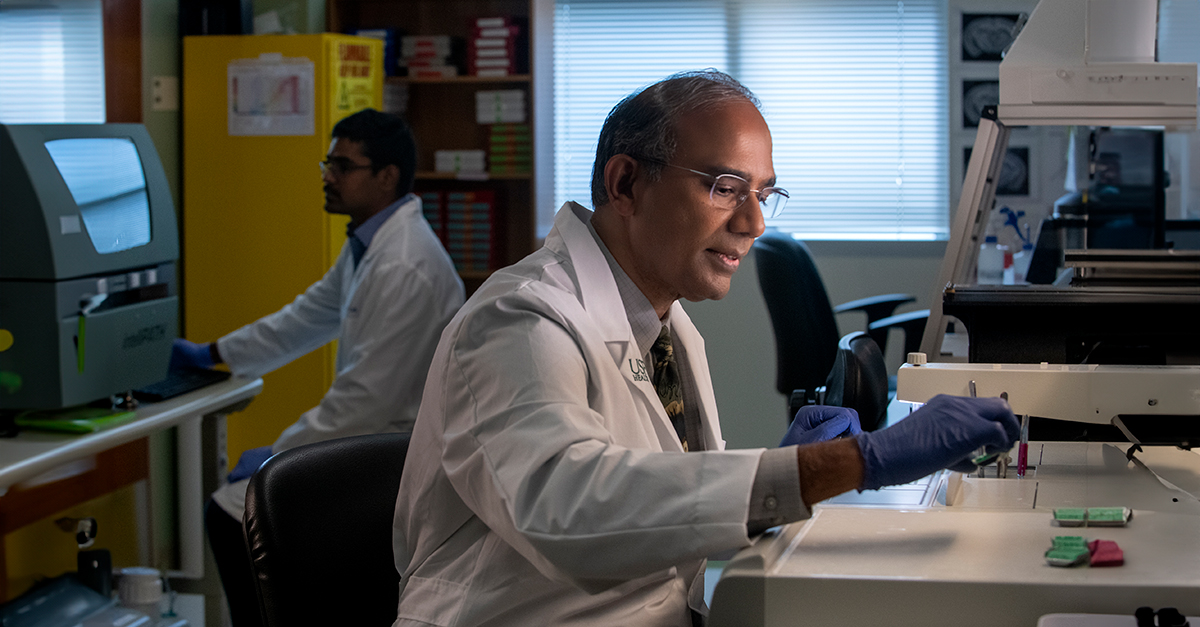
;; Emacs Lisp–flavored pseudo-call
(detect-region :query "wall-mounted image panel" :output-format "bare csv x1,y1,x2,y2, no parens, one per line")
961,13,1022,62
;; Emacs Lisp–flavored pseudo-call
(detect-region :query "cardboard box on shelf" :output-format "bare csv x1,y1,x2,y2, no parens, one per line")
409,65,459,79
434,150,487,173
398,35,464,77
476,90,526,124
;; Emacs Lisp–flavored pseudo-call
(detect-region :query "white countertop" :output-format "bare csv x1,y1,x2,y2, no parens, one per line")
0,377,262,491
710,442,1200,627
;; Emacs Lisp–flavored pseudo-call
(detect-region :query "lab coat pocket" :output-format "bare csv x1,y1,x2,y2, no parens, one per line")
396,576,468,626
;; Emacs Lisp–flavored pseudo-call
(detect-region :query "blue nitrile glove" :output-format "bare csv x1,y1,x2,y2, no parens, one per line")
227,446,274,483
781,405,863,447
170,338,215,370
855,394,1019,491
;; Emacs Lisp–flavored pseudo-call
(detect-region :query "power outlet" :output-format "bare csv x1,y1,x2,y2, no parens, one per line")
152,76,179,112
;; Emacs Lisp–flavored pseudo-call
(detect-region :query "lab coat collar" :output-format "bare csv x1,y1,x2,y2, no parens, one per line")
550,202,723,452
349,194,413,250
549,202,637,345
356,194,420,268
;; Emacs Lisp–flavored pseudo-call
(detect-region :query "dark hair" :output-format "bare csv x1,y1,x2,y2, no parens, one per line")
590,69,760,208
332,108,418,197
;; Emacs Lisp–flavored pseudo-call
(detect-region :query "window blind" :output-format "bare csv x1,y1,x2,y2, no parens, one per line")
0,0,105,124
553,1,730,213
553,0,949,241
1159,0,1200,65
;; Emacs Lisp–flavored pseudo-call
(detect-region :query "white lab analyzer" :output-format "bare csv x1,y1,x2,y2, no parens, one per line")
709,1,1200,624
708,362,1200,627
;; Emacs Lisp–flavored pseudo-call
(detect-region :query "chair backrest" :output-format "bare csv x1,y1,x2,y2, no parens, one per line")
824,332,890,432
753,230,840,398
244,433,410,627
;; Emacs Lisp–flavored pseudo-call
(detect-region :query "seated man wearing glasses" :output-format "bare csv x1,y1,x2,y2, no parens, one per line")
391,70,1017,626
172,108,464,627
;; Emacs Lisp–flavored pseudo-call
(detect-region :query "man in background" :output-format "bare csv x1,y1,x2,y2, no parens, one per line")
173,109,464,626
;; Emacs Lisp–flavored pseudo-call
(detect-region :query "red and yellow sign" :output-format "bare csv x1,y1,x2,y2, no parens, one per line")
329,38,382,115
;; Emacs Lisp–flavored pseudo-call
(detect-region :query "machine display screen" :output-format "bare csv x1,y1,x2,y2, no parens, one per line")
45,137,151,254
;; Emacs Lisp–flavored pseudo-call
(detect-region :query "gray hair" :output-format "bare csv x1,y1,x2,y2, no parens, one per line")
590,69,761,208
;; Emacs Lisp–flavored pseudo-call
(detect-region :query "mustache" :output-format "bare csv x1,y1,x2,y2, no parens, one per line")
323,186,339,199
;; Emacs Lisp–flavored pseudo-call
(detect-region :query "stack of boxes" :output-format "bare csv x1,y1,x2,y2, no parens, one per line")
475,90,525,124
403,16,530,278
418,191,444,241
476,90,529,176
468,16,525,77
488,124,531,176
418,190,497,273
399,35,463,78
444,191,495,273
434,150,486,175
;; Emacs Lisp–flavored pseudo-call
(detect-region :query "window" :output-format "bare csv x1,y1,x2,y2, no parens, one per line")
554,0,949,241
1158,0,1200,219
0,0,105,123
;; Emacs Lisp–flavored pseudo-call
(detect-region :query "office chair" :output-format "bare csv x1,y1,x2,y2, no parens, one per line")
823,332,890,432
754,230,927,417
868,309,928,359
243,433,410,627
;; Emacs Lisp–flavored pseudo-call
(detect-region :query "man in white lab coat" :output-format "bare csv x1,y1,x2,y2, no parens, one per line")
173,109,464,626
392,71,1017,626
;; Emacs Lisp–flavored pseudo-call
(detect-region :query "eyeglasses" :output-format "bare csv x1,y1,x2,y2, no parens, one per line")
318,158,374,177
633,156,789,219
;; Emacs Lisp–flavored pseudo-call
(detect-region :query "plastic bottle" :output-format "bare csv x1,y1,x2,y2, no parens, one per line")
1012,242,1034,283
977,235,1006,285
1003,248,1015,284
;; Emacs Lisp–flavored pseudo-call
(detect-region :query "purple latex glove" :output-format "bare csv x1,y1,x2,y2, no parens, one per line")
170,338,215,370
227,446,274,483
781,405,863,447
856,394,1019,490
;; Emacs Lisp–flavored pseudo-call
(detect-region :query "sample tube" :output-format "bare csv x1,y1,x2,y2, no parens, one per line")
1017,414,1030,478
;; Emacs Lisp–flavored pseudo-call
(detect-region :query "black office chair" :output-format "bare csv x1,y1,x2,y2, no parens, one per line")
243,433,410,627
868,309,929,359
754,230,927,418
823,332,890,432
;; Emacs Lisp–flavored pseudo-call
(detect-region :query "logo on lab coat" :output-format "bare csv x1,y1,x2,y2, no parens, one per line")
628,358,648,382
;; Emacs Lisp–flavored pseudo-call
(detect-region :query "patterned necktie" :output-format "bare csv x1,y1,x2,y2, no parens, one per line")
650,326,688,450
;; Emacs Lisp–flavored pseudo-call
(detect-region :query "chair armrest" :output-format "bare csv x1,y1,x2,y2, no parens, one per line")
787,387,826,425
833,293,916,325
867,309,930,357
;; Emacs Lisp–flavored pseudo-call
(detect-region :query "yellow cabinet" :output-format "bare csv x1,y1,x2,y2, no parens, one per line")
182,34,382,463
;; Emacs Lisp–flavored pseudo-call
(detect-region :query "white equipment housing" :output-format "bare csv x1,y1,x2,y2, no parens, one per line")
998,0,1197,127
709,3,1200,625
896,361,1200,426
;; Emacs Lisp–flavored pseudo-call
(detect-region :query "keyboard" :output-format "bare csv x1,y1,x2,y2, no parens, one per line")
134,367,232,402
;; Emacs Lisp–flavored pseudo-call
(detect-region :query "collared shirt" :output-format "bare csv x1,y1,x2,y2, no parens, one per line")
347,194,412,268
586,223,661,363
586,221,704,452
586,218,805,533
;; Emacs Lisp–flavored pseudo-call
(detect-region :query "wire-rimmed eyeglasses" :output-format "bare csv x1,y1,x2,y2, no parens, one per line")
632,156,789,219
319,158,374,178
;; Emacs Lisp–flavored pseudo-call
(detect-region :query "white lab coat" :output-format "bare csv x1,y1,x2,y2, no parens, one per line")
211,196,463,519
392,202,764,627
